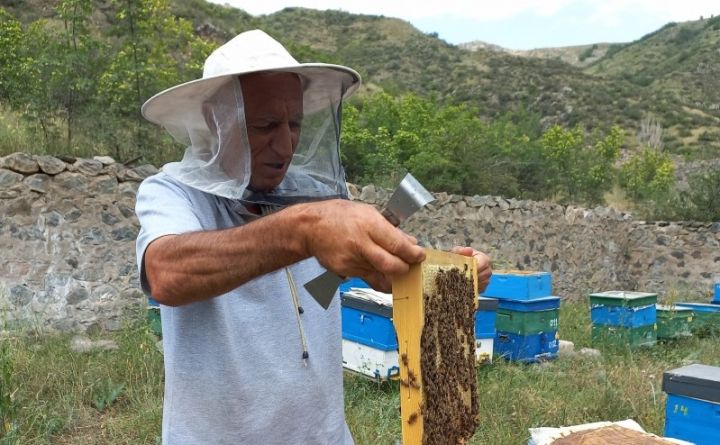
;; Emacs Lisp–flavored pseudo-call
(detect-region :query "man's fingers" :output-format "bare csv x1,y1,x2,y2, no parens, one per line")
369,226,425,265
361,243,413,277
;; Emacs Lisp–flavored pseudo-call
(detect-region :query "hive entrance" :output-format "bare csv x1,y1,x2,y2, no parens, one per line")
392,249,479,445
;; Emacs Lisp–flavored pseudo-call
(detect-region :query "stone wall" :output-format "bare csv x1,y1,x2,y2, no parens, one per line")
2,152,719,333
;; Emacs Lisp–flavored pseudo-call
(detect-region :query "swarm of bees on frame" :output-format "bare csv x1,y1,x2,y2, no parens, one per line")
418,266,479,445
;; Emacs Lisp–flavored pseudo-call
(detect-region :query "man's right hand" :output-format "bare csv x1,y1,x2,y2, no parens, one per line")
294,199,426,292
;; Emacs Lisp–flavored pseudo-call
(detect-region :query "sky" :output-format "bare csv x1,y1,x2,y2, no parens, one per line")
211,0,719,50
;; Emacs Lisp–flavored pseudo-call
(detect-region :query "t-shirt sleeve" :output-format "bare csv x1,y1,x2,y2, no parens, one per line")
135,174,204,295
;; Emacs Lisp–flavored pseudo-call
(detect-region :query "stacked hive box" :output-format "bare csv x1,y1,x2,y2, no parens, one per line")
482,271,559,362
712,282,720,304
655,305,693,340
675,302,720,337
339,278,399,381
589,291,657,348
662,363,720,445
475,297,499,363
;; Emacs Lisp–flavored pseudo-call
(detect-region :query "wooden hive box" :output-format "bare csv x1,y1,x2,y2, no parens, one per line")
392,249,479,445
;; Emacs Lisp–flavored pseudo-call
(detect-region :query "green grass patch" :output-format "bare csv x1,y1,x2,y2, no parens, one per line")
2,301,719,444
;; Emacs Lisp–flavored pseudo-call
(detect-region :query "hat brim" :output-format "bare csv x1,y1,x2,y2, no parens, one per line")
141,63,361,129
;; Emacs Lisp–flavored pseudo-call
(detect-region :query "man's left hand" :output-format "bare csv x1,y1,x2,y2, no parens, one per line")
450,246,492,293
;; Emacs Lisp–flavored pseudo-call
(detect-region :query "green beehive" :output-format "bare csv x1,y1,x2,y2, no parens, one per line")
147,306,162,337
591,324,657,348
656,305,693,340
675,303,720,337
495,308,559,335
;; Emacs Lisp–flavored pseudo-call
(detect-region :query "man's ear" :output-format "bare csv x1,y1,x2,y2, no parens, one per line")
201,102,218,135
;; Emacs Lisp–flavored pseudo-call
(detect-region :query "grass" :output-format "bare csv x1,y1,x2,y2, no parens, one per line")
1,302,719,444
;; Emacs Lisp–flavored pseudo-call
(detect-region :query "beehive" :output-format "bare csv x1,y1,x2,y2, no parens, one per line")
392,249,479,445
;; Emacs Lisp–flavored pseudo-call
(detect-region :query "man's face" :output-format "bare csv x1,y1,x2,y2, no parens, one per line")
241,73,303,192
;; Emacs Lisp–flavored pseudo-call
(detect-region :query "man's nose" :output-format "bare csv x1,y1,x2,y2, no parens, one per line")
271,122,296,157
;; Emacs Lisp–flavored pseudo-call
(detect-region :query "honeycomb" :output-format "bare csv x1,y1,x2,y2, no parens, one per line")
419,267,479,445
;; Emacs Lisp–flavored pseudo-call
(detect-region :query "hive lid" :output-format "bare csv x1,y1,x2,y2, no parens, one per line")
478,296,499,311
655,304,693,312
341,289,393,318
589,291,657,300
662,363,720,403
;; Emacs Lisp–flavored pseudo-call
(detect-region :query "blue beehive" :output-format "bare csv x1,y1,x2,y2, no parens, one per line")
340,293,397,351
495,296,560,362
495,330,559,363
589,291,658,348
481,271,552,301
713,282,720,304
339,277,370,294
475,297,499,364
591,302,657,328
476,297,499,338
663,363,720,445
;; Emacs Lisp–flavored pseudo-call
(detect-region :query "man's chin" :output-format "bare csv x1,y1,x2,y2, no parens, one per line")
249,178,283,193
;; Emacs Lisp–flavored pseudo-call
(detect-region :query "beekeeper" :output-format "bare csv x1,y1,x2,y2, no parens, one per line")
135,29,491,444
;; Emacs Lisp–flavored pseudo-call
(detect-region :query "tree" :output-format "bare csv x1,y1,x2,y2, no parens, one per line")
95,0,213,161
620,146,675,203
100,0,212,118
673,170,720,221
0,8,25,107
540,125,622,205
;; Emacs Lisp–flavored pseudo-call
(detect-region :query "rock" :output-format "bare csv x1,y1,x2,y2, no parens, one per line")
93,155,116,165
53,172,88,193
359,184,377,203
73,158,103,176
111,226,138,241
467,195,495,208
118,167,143,182
131,164,158,179
0,190,19,199
0,168,24,188
36,155,67,175
101,211,120,226
9,284,33,306
66,286,89,304
23,173,50,193
578,347,602,358
118,204,135,218
80,227,106,245
70,335,119,353
118,182,139,197
44,211,62,227
2,152,38,173
91,175,118,194
558,340,575,356
434,192,449,206
121,287,145,300
93,284,118,300
346,182,359,200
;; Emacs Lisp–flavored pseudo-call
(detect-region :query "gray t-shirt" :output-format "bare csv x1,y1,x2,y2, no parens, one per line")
135,172,354,445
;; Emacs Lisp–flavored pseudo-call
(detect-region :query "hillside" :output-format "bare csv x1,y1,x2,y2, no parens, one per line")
2,1,719,164
246,7,719,159
585,17,720,158
460,41,614,68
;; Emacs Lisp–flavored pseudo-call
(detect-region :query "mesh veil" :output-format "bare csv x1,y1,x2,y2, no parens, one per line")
160,71,353,205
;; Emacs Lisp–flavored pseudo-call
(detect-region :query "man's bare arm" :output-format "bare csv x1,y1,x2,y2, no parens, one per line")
144,199,426,306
